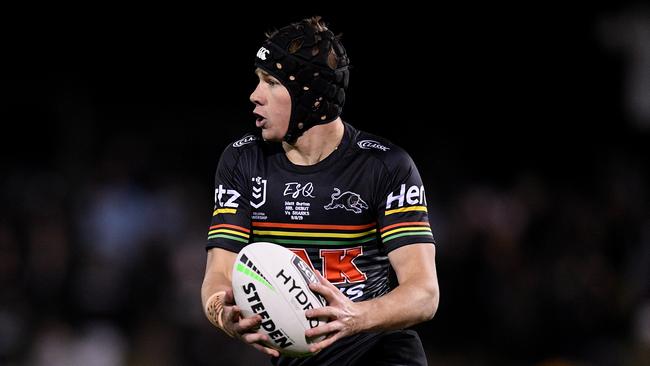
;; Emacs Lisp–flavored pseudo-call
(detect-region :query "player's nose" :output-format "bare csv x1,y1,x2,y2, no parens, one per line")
250,82,266,106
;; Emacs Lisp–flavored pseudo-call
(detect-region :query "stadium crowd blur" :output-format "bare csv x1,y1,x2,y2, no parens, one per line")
2,6,649,366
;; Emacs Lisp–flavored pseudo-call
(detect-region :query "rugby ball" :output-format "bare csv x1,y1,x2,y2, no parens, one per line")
231,242,328,357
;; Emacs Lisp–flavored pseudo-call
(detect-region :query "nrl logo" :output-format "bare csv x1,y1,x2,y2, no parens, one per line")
233,135,257,148
251,176,267,209
357,140,390,151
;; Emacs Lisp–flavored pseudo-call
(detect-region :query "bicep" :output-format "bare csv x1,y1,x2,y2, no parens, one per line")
387,243,437,286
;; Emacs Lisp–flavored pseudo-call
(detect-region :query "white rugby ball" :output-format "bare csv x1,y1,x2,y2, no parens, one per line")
231,242,328,357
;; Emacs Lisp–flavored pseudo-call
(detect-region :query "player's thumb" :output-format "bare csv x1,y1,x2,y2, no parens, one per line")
224,287,235,305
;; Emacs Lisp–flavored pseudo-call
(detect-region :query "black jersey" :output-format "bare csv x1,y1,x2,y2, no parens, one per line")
207,122,435,300
206,122,434,365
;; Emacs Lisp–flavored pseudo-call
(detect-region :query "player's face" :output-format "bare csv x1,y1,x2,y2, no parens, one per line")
250,68,291,142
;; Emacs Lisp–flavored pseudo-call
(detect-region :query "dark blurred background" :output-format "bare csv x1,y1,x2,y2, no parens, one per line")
2,4,649,366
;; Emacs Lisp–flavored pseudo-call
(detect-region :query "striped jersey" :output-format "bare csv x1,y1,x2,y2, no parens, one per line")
206,122,435,302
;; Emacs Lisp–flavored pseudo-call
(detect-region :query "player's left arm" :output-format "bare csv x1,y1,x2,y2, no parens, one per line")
305,243,439,353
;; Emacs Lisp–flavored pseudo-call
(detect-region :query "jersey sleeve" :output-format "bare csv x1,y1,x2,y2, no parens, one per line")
376,149,436,253
206,144,252,252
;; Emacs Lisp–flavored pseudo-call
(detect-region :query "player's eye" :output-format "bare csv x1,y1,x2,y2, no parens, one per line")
265,78,280,86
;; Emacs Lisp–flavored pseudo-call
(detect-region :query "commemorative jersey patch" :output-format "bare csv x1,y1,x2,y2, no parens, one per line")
282,182,316,221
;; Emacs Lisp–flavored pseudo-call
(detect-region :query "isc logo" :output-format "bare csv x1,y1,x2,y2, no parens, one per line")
214,185,241,208
386,184,426,209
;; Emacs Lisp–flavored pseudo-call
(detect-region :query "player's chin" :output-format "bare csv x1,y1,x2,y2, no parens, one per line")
261,129,283,142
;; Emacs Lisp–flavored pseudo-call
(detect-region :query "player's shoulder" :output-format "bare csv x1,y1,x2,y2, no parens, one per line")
230,133,261,150
220,132,265,159
350,126,413,169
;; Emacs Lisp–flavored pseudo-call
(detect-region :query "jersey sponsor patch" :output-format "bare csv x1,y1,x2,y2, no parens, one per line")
289,247,368,286
385,184,427,215
283,182,316,199
214,185,241,210
357,139,390,151
233,135,258,147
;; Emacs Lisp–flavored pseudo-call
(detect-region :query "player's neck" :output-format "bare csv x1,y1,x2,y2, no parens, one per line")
283,118,344,166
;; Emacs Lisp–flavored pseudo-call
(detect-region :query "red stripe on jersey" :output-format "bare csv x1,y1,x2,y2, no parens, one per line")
209,224,250,233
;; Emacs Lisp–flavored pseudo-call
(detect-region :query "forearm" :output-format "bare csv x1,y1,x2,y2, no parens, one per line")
303,244,439,353
201,260,234,336
201,248,237,326
357,243,439,332
202,248,236,305
201,271,231,308
357,280,439,332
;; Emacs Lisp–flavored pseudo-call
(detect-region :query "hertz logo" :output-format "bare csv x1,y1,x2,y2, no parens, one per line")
215,185,241,208
385,184,428,216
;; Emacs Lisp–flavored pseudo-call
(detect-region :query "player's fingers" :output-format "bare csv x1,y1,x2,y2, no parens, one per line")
308,282,338,302
305,306,337,320
223,306,245,337
226,305,241,323
308,331,343,353
314,270,336,289
241,331,268,345
234,314,262,333
315,270,331,286
305,320,342,338
251,343,280,357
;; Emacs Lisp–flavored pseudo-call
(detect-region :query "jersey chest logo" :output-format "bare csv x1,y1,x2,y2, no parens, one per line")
324,188,368,214
283,182,316,199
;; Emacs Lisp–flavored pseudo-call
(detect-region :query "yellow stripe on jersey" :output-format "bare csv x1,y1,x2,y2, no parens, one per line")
213,208,237,216
384,205,428,216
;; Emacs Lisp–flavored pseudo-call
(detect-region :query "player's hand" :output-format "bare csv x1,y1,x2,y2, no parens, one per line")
304,271,364,353
221,288,280,357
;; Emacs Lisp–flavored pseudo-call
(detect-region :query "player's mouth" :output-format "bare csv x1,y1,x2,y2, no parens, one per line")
253,112,267,128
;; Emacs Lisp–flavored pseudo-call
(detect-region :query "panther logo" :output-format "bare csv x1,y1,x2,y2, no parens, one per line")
324,188,368,214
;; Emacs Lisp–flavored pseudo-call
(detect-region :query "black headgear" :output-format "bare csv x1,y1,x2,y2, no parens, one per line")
254,19,350,143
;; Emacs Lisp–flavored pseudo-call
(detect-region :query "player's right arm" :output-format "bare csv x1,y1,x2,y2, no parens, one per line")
201,136,279,357
201,248,280,357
